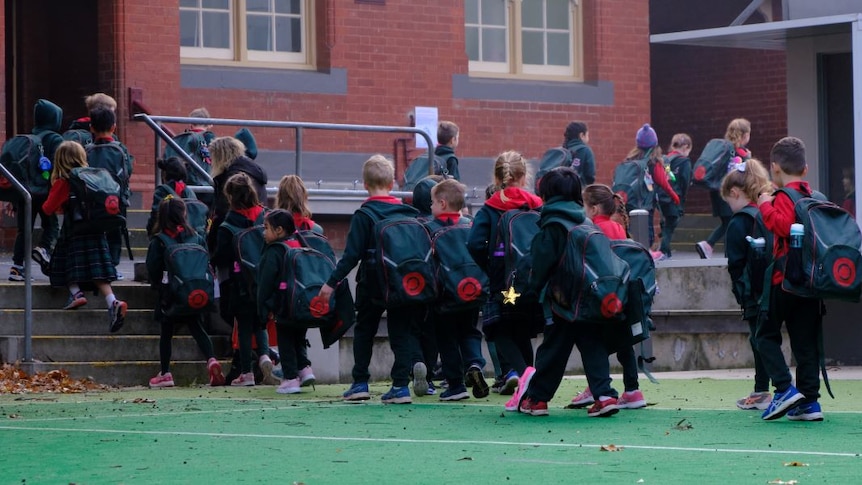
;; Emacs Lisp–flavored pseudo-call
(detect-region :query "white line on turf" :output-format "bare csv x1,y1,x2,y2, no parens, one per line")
0,425,858,458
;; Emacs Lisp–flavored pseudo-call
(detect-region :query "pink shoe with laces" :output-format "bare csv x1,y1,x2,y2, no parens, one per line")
504,366,535,411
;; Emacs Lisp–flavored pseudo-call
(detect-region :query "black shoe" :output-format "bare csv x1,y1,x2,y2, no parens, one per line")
465,364,490,398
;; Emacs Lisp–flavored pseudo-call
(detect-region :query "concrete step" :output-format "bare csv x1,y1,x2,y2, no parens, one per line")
26,361,233,387
24,335,231,362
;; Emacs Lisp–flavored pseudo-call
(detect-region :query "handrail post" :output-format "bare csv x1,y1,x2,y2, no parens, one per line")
0,164,33,362
296,127,303,176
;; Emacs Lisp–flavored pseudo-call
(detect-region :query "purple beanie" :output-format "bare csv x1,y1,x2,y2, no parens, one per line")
636,123,658,149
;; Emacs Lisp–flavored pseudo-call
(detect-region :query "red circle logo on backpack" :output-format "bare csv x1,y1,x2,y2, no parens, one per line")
104,195,120,215
402,272,426,296
309,295,330,318
457,277,482,302
693,166,706,181
188,289,209,309
601,293,623,319
833,258,856,287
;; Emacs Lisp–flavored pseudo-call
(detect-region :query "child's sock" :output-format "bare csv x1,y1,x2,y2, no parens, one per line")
69,284,81,296
105,293,117,309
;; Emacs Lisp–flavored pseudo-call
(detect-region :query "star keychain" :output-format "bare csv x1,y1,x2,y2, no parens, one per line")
501,286,520,305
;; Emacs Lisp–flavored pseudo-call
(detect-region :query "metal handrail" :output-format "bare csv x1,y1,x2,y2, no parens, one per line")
0,166,33,361
133,114,435,199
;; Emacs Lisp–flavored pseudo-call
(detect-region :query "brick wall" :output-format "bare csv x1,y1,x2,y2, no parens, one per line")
650,44,787,212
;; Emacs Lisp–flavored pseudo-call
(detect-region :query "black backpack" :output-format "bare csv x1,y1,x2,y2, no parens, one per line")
164,131,213,189
359,208,438,308
276,241,338,327
154,184,210,238
494,208,541,298
612,157,655,211
62,129,93,147
402,154,457,191
734,206,773,318
692,139,735,191
67,167,126,235
545,218,631,323
428,222,490,314
0,132,53,200
156,233,216,317
220,212,267,299
609,239,656,345
86,141,133,206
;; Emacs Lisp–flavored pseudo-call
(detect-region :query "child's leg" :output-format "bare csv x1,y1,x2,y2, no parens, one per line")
277,322,300,380
494,323,528,375
525,317,577,402
418,307,438,380
660,206,679,256
747,318,770,393
253,326,270,358
187,315,216,361
385,305,418,388
647,208,656,247
754,286,793,392
158,318,177,375
351,299,385,384
457,309,486,370
235,312,257,373
616,345,639,392
294,327,311,370
574,322,618,399
784,295,823,402
435,311,464,386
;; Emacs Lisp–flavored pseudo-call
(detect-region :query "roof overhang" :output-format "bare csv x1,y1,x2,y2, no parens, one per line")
650,13,862,50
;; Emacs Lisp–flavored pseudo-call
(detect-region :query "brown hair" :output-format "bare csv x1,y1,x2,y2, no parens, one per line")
492,150,528,191
431,179,466,211
725,118,751,148
275,174,312,218
362,154,395,190
670,133,692,151
583,183,628,228
437,121,459,146
720,158,772,202
224,172,260,210
770,136,807,176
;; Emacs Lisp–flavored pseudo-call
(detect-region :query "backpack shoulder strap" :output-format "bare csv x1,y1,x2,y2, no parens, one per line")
155,233,176,250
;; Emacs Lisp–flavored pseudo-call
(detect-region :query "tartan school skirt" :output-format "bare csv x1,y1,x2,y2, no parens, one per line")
49,230,117,288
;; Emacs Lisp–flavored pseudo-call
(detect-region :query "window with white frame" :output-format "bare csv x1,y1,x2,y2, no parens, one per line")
465,0,582,80
180,0,313,67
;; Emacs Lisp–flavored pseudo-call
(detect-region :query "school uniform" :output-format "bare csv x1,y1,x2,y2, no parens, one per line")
212,206,269,374
209,156,268,250
563,138,596,186
434,145,461,181
657,152,692,257
467,187,544,377
425,213,485,388
757,181,823,403
326,196,423,388
257,238,311,381
522,197,618,403
42,178,116,288
88,136,134,266
146,227,216,374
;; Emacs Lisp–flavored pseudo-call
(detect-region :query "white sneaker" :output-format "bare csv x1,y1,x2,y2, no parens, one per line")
299,365,316,387
231,372,255,387
695,241,713,259
276,378,301,394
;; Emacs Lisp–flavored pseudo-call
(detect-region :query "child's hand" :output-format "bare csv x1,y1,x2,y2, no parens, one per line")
757,192,774,206
672,193,680,205
318,283,334,302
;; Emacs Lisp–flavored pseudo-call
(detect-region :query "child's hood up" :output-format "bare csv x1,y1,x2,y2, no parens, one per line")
541,196,586,225
33,99,63,134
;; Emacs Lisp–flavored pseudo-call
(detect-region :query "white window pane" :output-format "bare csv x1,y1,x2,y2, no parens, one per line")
203,11,230,48
547,32,569,66
466,26,479,61
522,0,542,29
465,0,479,24
180,0,198,8
275,0,301,14
275,16,302,53
247,0,269,12
482,28,507,63
547,0,569,30
202,0,228,9
481,0,506,26
522,30,544,65
180,10,200,47
247,15,272,51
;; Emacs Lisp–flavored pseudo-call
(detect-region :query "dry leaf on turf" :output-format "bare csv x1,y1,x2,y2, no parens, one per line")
783,462,808,467
600,444,623,452
767,480,799,484
0,363,110,394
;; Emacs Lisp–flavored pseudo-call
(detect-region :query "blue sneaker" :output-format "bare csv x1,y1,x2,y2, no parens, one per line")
500,370,519,396
342,382,370,401
761,385,804,420
381,386,412,404
439,384,469,401
787,401,824,421
426,381,436,395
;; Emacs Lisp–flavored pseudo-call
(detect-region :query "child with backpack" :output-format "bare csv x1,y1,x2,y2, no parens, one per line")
656,134,693,260
256,209,317,394
401,121,461,191
566,184,646,410
466,150,544,410
211,172,277,387
317,154,428,404
696,118,752,259
755,137,828,422
536,121,597,189
146,197,224,388
424,179,489,401
612,124,680,252
518,167,621,417
720,158,775,411
275,174,323,233
41,141,127,332
146,157,198,237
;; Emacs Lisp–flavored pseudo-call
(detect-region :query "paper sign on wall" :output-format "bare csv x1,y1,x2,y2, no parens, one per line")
414,106,438,149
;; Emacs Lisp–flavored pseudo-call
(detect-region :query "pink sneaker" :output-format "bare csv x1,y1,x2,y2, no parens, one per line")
149,372,174,388
299,366,316,387
617,390,646,409
231,372,255,387
208,358,225,386
567,387,594,408
277,378,302,394
504,366,535,411
587,396,620,417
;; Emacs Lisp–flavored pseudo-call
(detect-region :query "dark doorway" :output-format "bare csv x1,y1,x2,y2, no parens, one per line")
4,0,99,137
818,52,854,205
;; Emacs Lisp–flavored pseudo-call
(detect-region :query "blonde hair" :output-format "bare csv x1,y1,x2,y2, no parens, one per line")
720,158,772,202
189,107,211,119
725,118,751,148
582,184,629,228
431,179,466,211
52,141,88,182
670,133,692,151
492,150,528,191
275,174,312,218
85,93,117,112
362,154,395,190
209,136,246,178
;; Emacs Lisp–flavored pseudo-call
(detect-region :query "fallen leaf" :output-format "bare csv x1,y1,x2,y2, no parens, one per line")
457,457,473,461
783,461,808,467
0,364,110,394
600,444,623,452
673,418,693,430
7,414,21,419
132,398,156,404
767,480,799,484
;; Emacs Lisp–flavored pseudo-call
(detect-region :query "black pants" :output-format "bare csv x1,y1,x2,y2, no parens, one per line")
434,308,485,386
747,317,771,392
526,315,618,403
13,194,59,266
755,286,822,401
484,312,534,376
276,322,310,380
236,309,269,374
352,298,422,387
658,201,680,257
159,315,215,374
